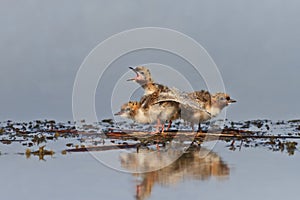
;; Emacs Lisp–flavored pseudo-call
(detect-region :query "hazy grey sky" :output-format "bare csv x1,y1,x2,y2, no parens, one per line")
1,0,299,121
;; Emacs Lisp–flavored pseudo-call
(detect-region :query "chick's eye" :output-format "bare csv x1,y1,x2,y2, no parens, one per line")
140,72,144,75
226,97,230,101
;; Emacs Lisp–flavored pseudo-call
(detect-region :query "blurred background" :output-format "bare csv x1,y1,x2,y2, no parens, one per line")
1,0,299,121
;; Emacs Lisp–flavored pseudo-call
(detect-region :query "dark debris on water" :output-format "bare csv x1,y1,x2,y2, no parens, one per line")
0,119,299,158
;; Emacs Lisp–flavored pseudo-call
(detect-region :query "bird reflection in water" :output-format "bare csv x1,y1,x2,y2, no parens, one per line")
120,146,230,200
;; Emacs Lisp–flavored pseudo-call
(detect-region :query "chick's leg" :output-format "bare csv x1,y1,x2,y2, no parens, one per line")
151,119,161,134
197,122,202,133
166,120,172,131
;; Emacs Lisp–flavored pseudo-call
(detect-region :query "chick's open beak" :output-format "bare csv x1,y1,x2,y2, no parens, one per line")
127,67,139,81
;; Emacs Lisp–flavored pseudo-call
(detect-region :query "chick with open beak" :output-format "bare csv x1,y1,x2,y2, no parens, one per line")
127,66,153,85
126,66,180,132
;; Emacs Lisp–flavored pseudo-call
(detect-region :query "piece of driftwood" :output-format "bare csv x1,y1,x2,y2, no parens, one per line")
15,129,78,135
0,139,27,144
104,129,300,140
66,143,139,152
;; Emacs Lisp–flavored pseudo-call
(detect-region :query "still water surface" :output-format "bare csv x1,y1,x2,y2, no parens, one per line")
1,141,299,200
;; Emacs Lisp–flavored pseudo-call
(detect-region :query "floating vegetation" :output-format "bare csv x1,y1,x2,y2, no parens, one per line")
61,150,67,155
288,119,300,123
101,118,114,124
25,146,55,160
31,134,47,145
0,119,299,158
66,143,73,147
